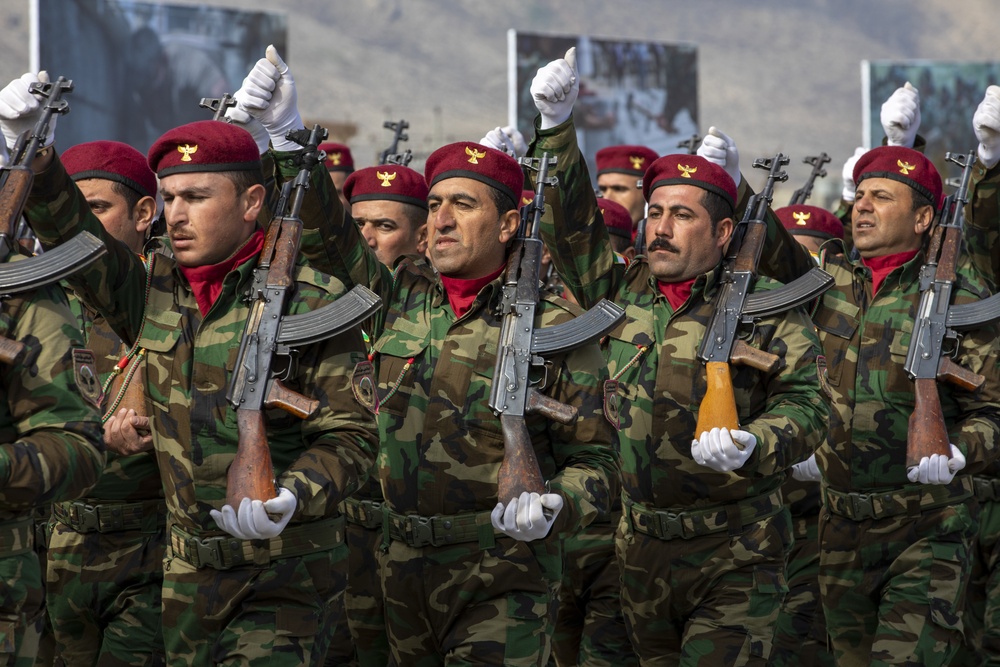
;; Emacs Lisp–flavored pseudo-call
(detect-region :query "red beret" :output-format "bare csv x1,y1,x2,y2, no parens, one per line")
853,146,942,208
424,142,523,206
775,205,844,241
319,143,354,172
642,154,737,210
598,198,633,239
148,120,260,178
63,140,157,199
596,145,658,177
343,165,428,210
519,189,535,210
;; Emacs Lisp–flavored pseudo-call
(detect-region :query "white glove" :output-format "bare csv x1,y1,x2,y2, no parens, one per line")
232,45,303,151
530,48,579,130
210,487,297,540
0,71,55,151
790,453,822,482
224,105,270,154
906,444,966,486
691,427,757,473
974,85,1000,169
880,82,921,147
478,125,528,158
697,126,741,187
841,147,866,203
490,491,563,541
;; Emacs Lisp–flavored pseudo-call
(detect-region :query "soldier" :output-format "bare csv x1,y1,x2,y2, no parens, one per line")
320,142,355,213
775,204,844,261
344,165,428,266
4,71,378,666
43,140,166,666
527,50,827,665
0,78,106,666
599,197,636,261
595,144,657,231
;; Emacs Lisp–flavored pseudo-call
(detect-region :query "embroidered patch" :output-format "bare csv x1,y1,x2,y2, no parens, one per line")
72,348,104,409
603,379,621,430
816,354,833,399
352,360,379,415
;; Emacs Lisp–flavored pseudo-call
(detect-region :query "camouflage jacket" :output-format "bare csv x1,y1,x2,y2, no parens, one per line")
812,239,1000,491
0,270,105,521
25,155,378,533
965,156,1000,292
295,153,617,534
529,118,827,510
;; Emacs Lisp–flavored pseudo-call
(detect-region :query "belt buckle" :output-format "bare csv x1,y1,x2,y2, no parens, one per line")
989,480,1000,502
657,511,686,540
189,536,226,569
849,493,875,521
360,500,383,528
407,515,435,547
72,503,100,532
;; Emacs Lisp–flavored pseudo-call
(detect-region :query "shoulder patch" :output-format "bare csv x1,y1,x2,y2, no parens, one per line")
351,360,379,415
71,348,104,409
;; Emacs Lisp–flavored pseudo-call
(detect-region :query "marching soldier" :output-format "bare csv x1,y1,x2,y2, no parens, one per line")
345,164,428,266
320,142,355,213
595,145,657,228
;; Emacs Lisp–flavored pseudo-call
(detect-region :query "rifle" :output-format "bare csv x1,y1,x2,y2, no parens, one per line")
489,153,625,503
788,153,831,206
0,75,106,364
695,154,834,438
903,150,1000,468
225,124,382,506
199,93,237,121
378,119,410,166
677,134,702,155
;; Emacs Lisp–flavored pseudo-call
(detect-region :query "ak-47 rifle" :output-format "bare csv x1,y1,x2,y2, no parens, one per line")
677,134,702,155
695,154,834,437
378,119,411,166
489,153,625,503
788,153,831,206
225,123,382,506
0,75,106,364
199,93,237,121
903,150,1000,468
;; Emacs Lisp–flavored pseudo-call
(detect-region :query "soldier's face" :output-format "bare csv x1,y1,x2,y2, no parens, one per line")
852,177,933,259
354,199,427,267
159,172,264,267
77,178,151,255
597,173,645,224
645,184,732,283
426,178,518,280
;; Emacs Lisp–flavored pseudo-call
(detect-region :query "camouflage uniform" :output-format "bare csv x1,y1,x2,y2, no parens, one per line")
302,150,617,667
530,119,827,666
43,292,166,667
0,261,105,667
25,153,378,667
810,237,1000,667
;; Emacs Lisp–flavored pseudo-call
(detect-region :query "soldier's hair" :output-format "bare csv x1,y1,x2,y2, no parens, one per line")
909,188,934,213
221,168,265,195
609,234,632,254
701,190,735,235
400,202,428,230
109,180,145,216
488,187,516,217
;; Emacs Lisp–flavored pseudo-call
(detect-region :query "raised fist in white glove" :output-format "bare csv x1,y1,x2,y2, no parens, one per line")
491,491,563,541
790,453,822,482
233,45,303,151
841,147,866,203
691,427,757,473
906,444,966,486
531,48,579,130
478,125,529,158
224,105,270,154
974,85,1000,169
697,126,741,187
880,82,921,147
0,71,55,151
210,487,297,540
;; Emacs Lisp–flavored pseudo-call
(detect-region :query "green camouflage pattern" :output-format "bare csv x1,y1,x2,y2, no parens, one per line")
0,275,105,666
965,157,1000,291
818,504,975,667
323,524,385,667
25,154,377,666
966,489,1000,665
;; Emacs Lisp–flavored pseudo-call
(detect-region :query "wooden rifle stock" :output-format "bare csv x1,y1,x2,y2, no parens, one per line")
695,361,741,439
229,410,277,506
497,413,546,502
906,378,952,469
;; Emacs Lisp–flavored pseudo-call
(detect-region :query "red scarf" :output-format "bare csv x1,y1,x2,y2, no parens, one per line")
657,277,696,311
440,264,505,319
178,230,265,316
861,249,918,295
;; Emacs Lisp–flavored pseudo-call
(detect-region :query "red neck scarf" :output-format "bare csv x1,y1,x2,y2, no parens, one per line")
440,264,505,319
861,249,918,295
178,230,265,317
657,277,697,311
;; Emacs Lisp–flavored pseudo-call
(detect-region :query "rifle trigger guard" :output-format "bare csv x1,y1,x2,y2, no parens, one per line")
738,319,758,342
944,331,962,359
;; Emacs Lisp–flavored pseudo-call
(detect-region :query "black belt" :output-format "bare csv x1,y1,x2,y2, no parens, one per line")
383,508,497,548
342,498,383,529
53,499,166,534
622,490,784,541
823,476,973,521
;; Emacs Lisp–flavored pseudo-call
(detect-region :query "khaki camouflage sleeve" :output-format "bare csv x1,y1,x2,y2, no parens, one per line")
545,341,619,535
964,157,1000,291
741,306,828,476
0,285,105,513
735,179,817,285
24,154,148,345
528,116,622,309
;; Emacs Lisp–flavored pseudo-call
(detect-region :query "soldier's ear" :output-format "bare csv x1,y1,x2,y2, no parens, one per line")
715,216,735,249
132,196,157,235
913,203,935,236
415,223,428,254
498,208,520,244
242,184,267,223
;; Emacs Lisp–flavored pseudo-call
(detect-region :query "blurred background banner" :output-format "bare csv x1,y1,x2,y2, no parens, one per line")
863,59,1000,182
509,30,698,183
32,0,286,154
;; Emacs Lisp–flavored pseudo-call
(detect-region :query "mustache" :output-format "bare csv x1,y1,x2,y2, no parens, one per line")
647,238,679,253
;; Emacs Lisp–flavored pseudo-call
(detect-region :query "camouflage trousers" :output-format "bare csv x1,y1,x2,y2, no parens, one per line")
45,520,165,667
550,519,636,667
378,533,562,666
964,485,1000,665
31,507,52,667
325,523,388,667
161,541,347,667
615,507,792,666
818,500,977,667
0,523,45,667
770,514,834,667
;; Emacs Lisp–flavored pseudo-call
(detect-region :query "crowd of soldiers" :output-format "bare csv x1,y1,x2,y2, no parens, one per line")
0,40,999,667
